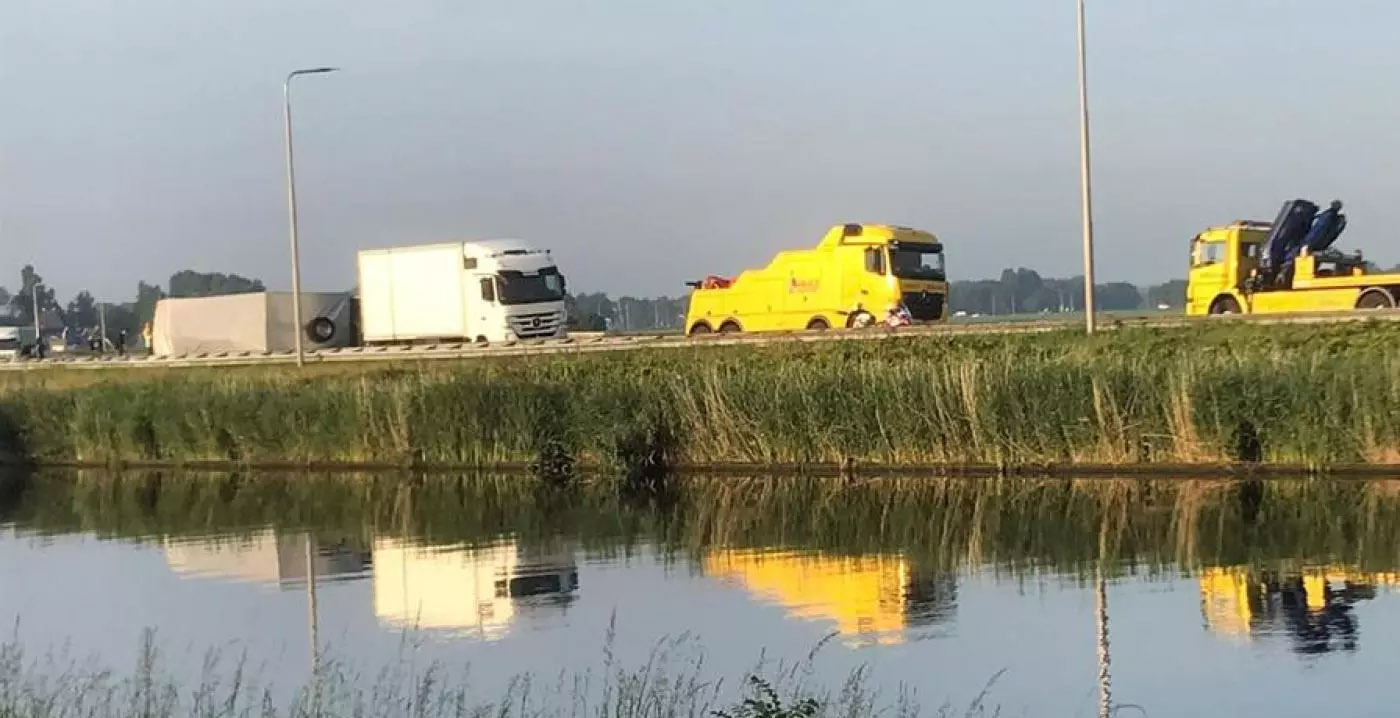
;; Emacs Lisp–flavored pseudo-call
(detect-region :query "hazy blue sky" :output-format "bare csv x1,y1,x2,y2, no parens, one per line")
3,0,1398,301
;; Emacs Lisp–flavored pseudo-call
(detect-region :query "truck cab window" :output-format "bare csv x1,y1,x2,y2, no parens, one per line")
1195,242,1225,267
480,277,496,302
864,248,885,275
889,243,946,281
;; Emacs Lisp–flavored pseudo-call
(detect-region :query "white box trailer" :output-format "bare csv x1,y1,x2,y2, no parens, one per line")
357,240,567,344
152,291,355,356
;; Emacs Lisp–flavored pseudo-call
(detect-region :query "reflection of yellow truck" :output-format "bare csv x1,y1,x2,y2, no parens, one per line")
1186,199,1400,315
703,549,954,645
684,224,948,336
1199,565,1400,652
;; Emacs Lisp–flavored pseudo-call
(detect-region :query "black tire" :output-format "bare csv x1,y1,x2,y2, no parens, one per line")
806,317,830,331
688,322,712,336
718,321,742,334
847,311,876,329
305,317,336,343
1356,289,1395,310
1209,296,1242,315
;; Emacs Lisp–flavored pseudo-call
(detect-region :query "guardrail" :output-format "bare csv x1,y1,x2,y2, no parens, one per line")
3,309,1399,371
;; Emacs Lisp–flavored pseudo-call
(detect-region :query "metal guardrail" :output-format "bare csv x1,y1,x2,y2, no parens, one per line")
3,309,1399,371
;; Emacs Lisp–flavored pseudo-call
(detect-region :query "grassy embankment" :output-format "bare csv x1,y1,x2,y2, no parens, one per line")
3,323,1400,470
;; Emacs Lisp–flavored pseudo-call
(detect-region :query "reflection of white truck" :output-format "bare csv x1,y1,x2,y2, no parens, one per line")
373,538,578,640
357,240,568,345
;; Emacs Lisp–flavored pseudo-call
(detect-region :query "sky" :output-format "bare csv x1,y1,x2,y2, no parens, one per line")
2,0,1399,302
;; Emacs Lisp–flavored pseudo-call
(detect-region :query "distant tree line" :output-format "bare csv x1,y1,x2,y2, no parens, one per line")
949,269,1188,316
566,293,689,332
0,266,264,347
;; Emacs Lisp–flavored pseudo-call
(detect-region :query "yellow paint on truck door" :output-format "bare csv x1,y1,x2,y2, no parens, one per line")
1186,239,1231,314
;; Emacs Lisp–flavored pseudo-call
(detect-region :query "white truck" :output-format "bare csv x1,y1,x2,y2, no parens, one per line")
357,239,568,344
0,326,37,360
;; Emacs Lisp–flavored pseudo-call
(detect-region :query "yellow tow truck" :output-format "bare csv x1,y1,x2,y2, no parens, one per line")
1186,199,1400,315
683,223,948,335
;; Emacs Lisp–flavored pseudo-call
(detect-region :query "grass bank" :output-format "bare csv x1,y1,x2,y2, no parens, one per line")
4,324,1400,469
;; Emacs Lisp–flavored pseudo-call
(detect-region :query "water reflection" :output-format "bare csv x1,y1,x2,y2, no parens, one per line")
373,539,578,640
163,530,370,588
703,549,955,646
1199,566,1400,654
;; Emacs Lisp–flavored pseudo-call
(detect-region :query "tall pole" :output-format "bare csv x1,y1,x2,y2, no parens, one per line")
1095,563,1112,718
305,533,320,679
31,284,40,338
1076,0,1098,334
284,67,339,367
98,302,108,355
31,284,41,355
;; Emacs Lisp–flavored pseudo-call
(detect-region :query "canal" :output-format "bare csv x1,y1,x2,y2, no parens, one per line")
0,470,1395,716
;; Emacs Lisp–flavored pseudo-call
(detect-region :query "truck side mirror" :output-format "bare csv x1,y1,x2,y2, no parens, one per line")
480,278,496,302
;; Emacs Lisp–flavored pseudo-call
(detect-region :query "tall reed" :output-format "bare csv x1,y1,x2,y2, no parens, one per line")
4,324,1400,468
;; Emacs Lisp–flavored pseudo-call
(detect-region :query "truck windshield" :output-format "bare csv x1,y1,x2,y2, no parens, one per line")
497,269,566,305
890,243,946,281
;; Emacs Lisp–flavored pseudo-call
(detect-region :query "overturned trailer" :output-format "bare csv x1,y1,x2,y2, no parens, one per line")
152,291,355,356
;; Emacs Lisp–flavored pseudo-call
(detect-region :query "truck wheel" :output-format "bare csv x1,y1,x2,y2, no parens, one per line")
847,311,876,329
719,321,742,334
806,317,830,331
305,317,336,343
1209,296,1242,315
688,322,712,336
1356,289,1395,310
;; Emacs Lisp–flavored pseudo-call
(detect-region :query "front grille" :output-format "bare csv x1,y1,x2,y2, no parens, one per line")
902,291,946,321
508,311,564,338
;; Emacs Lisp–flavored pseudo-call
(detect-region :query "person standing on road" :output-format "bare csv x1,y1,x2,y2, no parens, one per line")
141,322,153,355
116,329,127,356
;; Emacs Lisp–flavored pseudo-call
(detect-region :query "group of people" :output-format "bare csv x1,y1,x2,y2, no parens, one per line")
49,322,155,357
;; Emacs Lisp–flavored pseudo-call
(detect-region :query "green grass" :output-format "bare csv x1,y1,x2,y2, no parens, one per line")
5,323,1400,468
0,626,989,718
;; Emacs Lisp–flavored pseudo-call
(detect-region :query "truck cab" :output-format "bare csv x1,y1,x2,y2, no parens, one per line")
0,326,38,360
685,223,948,335
467,240,569,341
1186,203,1400,315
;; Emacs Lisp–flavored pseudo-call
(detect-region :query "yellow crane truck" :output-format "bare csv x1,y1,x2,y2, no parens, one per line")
683,223,948,335
1187,199,1400,315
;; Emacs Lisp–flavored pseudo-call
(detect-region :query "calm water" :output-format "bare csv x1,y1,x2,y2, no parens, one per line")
1,470,1398,716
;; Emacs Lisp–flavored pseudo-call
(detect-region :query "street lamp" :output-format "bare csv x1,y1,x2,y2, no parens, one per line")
283,66,339,367
1076,0,1098,334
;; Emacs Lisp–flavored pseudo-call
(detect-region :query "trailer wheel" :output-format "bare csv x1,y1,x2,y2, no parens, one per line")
1356,288,1395,310
305,317,336,343
688,322,712,336
806,317,830,331
718,321,742,334
1209,296,1242,315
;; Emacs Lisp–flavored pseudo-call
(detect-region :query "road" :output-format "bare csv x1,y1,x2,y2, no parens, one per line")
3,309,1398,371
